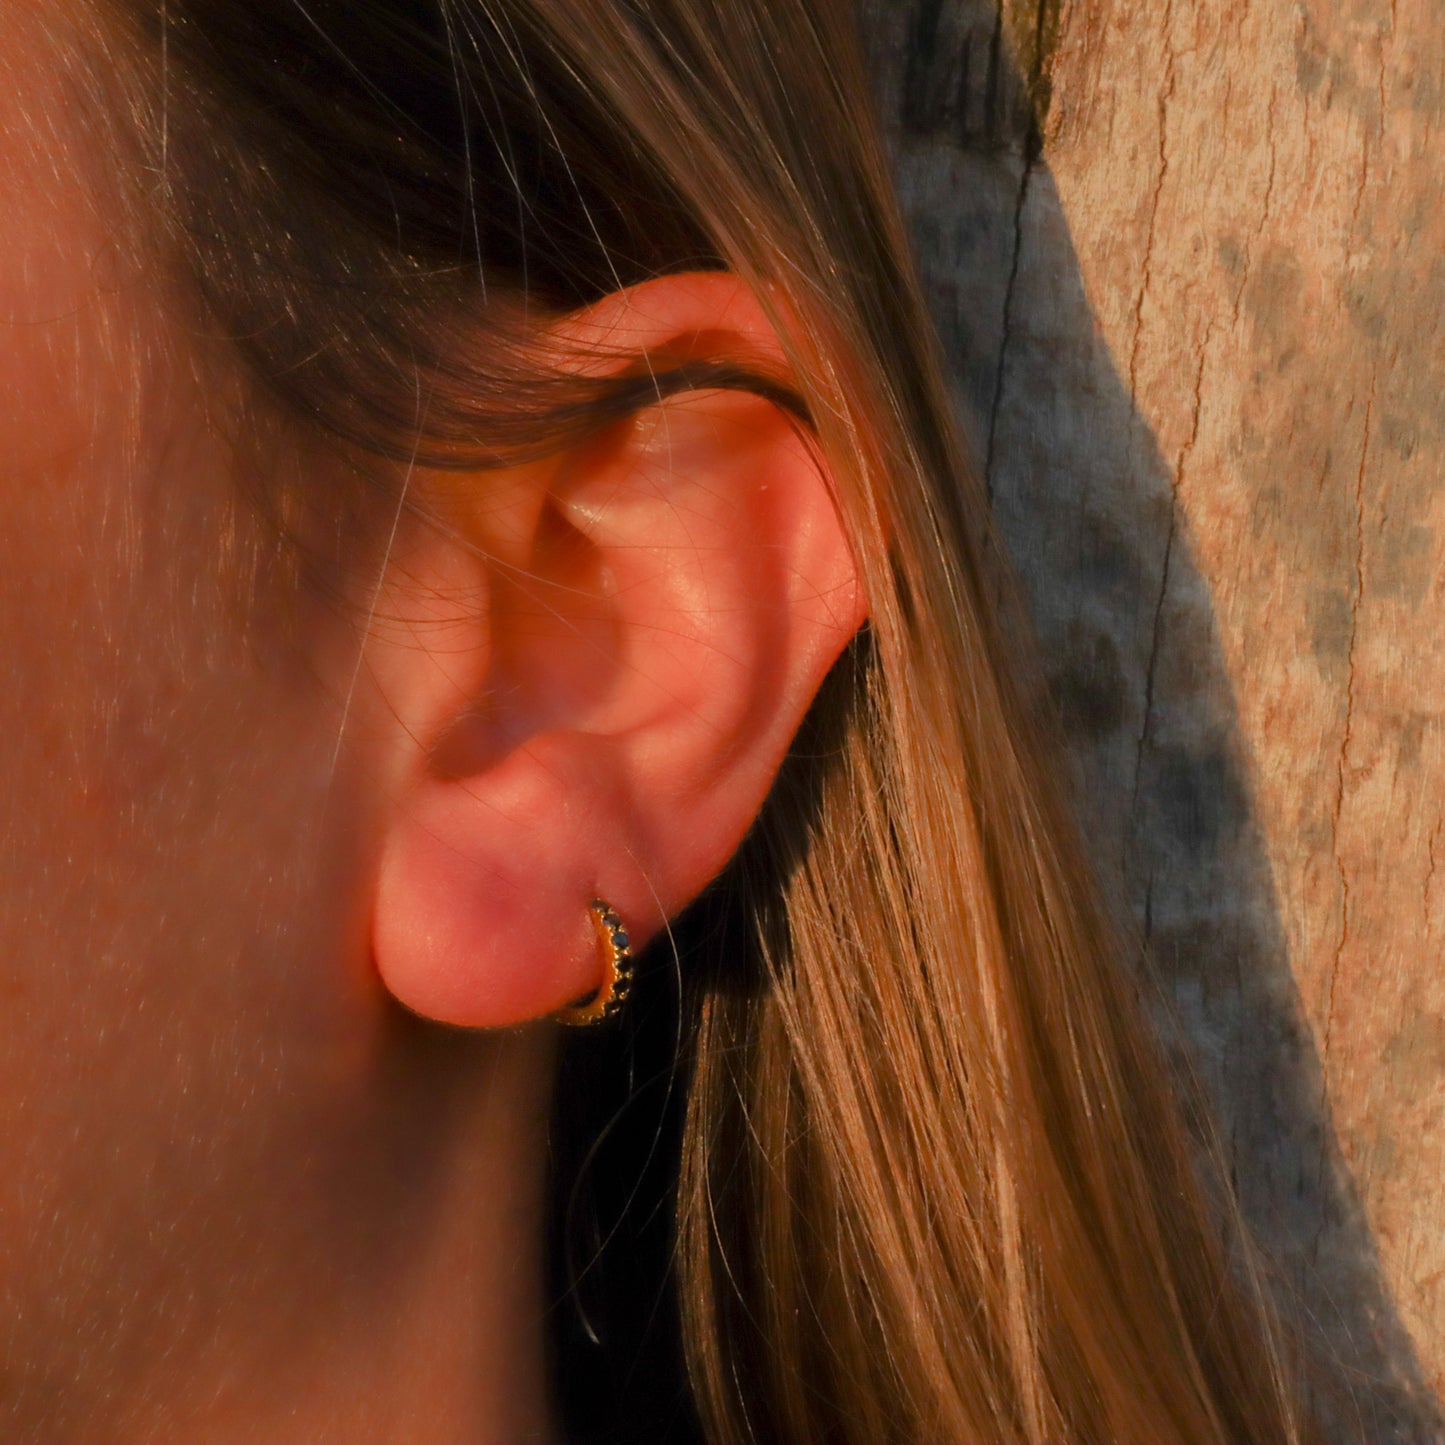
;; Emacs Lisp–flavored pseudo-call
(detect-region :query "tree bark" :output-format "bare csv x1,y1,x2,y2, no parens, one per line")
860,1,1445,1436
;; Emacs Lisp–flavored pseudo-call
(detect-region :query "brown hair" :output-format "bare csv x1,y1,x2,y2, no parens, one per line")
100,0,1311,1438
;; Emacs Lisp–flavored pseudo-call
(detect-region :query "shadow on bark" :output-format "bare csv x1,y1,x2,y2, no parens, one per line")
858,2,1443,1439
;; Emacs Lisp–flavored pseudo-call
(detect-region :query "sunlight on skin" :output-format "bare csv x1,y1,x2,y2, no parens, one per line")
0,7,862,1437
0,10,560,1441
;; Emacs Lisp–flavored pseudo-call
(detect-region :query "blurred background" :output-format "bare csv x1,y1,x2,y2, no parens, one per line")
856,1,1445,1438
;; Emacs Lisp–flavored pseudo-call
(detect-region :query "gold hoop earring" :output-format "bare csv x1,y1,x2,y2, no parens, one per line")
552,899,635,1026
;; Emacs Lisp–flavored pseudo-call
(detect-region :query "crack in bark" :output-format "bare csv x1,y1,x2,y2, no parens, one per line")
1127,4,1183,825
1134,521,1174,813
1127,0,1176,404
1132,323,1213,814
1427,819,1441,948
1348,7,1392,255
1321,392,1372,1073
1313,391,1371,1244
1259,85,1279,234
983,148,1036,506
1348,115,1372,248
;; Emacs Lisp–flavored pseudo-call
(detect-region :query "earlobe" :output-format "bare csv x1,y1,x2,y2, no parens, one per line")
367,275,866,1029
373,734,622,1028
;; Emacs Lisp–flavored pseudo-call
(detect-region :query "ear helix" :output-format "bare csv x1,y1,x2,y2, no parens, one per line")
551,899,636,1026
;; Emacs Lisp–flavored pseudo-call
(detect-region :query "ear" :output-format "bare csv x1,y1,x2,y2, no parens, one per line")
367,273,866,1028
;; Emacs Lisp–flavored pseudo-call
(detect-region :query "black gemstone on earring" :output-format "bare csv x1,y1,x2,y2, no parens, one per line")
553,898,637,1027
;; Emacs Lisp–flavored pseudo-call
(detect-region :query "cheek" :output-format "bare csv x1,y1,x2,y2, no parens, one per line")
0,306,394,1420
0,15,165,847
0,51,396,1408
0,127,207,891
0,25,458,1440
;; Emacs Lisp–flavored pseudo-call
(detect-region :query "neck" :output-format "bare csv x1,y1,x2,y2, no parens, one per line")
149,1014,563,1444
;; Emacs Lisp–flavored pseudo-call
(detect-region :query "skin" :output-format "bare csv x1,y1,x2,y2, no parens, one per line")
0,7,863,1440
0,11,563,1441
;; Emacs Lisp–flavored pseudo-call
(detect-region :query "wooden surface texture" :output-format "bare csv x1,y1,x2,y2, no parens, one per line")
860,1,1445,1435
